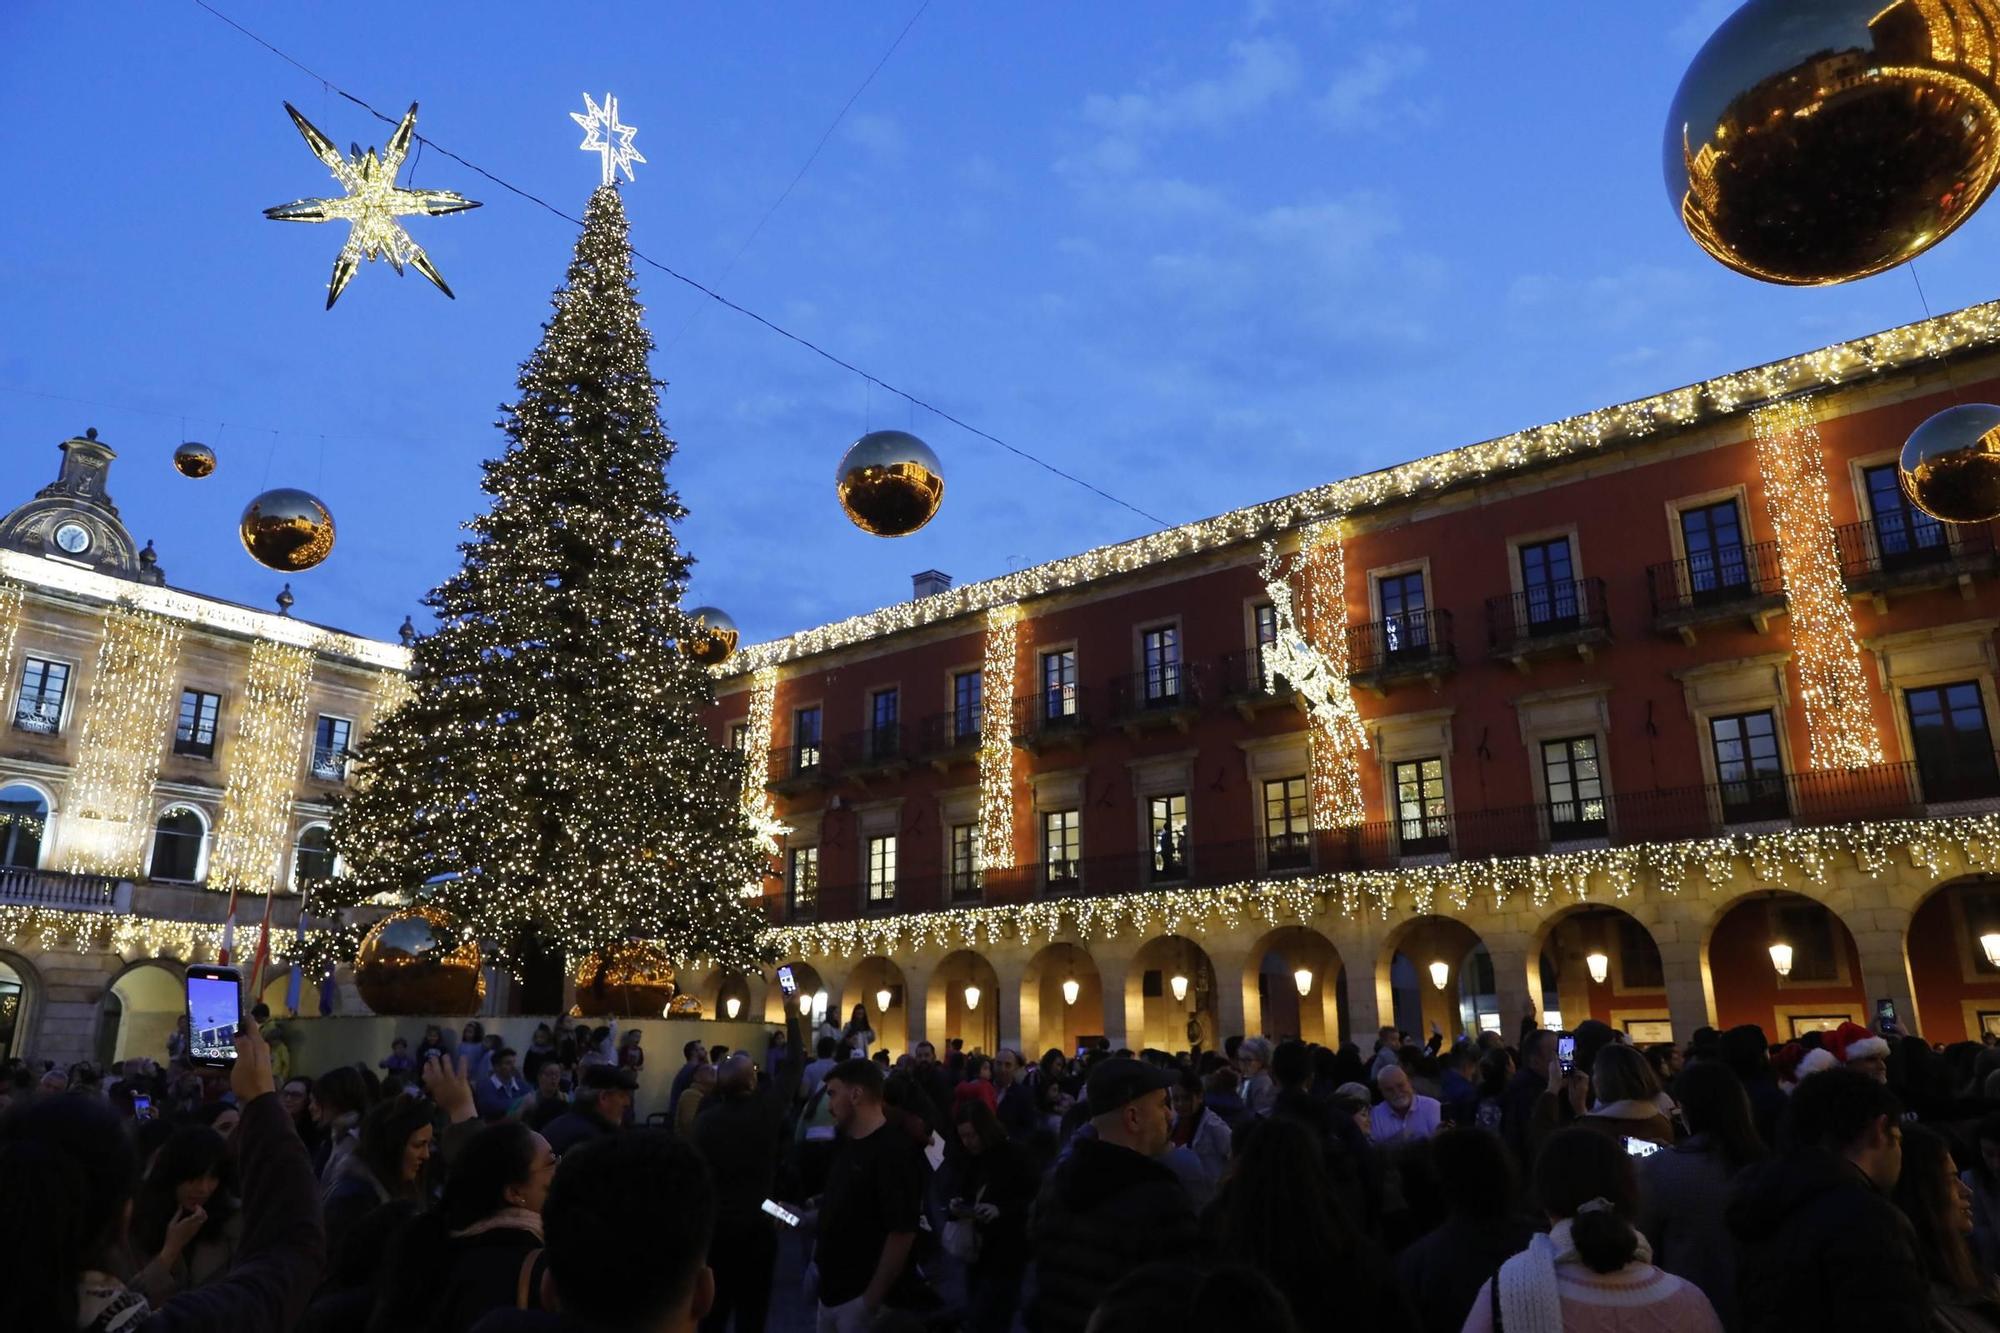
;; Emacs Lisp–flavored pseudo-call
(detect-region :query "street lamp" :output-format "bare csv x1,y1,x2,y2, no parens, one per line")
725,995,742,1020
876,986,893,1014
1982,933,2000,968
798,992,813,1017
1585,952,1609,985
964,984,981,1011
1768,942,1793,978
1293,967,1313,997
1428,960,1449,991
1170,973,1190,1002
1062,975,1080,1006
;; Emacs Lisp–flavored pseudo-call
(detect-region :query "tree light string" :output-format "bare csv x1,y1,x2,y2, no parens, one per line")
739,668,787,896
976,604,1021,871
205,641,316,898
1750,397,1885,769
60,609,186,877
727,301,2000,676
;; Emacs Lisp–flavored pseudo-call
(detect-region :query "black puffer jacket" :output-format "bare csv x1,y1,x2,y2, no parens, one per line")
1726,1147,1931,1333
1025,1139,1197,1333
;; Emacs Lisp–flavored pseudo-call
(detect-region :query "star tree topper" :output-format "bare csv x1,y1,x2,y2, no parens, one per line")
264,102,482,309
572,92,645,186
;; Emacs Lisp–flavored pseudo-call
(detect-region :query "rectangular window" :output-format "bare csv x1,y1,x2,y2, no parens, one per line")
950,823,981,900
1680,500,1749,598
14,657,68,735
865,835,897,906
953,670,982,742
867,688,899,761
1253,603,1280,691
174,689,221,760
1377,571,1430,657
1148,793,1188,881
1263,776,1310,869
1141,625,1182,705
1041,650,1078,723
311,716,352,781
729,722,748,752
1043,809,1081,889
1541,735,1606,839
1518,537,1579,634
792,706,822,772
1709,710,1787,822
1393,757,1450,853
1864,462,1950,567
1906,681,2000,802
788,846,819,917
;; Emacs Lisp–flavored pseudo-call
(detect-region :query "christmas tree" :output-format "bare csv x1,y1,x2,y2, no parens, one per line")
314,186,770,972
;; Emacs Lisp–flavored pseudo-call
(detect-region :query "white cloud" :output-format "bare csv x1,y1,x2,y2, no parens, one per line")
841,112,906,163
1081,38,1303,138
1314,44,1430,131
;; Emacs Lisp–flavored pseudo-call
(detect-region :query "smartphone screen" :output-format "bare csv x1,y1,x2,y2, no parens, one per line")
776,965,797,996
133,1094,153,1120
1557,1035,1576,1073
185,965,243,1066
760,1198,801,1227
1623,1136,1663,1158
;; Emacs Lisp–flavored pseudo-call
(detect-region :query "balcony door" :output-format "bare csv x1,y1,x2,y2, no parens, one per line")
1377,571,1429,659
1519,538,1578,635
1864,463,1949,570
1541,735,1606,840
1906,681,2000,802
1680,500,1749,600
1709,711,1787,822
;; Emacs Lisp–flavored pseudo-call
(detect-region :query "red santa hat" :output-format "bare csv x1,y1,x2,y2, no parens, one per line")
1829,1020,1891,1065
1793,1045,1840,1080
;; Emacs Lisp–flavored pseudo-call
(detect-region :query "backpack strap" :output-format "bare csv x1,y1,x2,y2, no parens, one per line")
1489,1261,1504,1333
517,1247,544,1308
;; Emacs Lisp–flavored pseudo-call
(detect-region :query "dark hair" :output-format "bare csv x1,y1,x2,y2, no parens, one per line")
1086,1261,1298,1333
1534,1128,1641,1274
816,1036,838,1059
1209,1115,1358,1318
132,1124,235,1255
1644,1043,1676,1081
1478,1046,1514,1097
439,1120,541,1231
314,1064,372,1119
1269,1039,1310,1089
1674,1060,1766,1174
495,1047,517,1063
1719,1024,1772,1081
1591,1043,1662,1105
1432,1127,1519,1220
1786,1066,1902,1153
0,1094,138,1327
682,1039,704,1061
826,1056,884,1099
543,1131,713,1324
955,1098,1007,1151
1893,1123,1982,1292
355,1097,435,1197
1377,1025,1399,1044
251,1002,271,1021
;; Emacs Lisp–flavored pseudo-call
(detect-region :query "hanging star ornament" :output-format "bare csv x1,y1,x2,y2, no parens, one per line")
263,102,482,309
571,92,645,186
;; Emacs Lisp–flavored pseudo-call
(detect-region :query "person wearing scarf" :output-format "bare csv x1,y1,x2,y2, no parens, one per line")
1462,1128,1720,1333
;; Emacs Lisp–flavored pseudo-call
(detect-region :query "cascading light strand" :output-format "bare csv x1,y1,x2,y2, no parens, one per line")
976,604,1022,871
1261,525,1367,829
60,607,185,876
206,641,316,896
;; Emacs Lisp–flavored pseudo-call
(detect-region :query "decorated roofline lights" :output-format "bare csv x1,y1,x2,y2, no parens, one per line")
723,300,2000,677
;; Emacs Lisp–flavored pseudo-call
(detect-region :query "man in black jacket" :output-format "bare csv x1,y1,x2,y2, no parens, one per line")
1727,1065,1929,1333
688,1011,802,1333
1026,1057,1197,1333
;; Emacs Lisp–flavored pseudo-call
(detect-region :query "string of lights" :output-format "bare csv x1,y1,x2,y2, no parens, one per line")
1751,398,1885,769
60,609,186,877
206,641,316,897
1260,528,1368,828
189,0,1168,531
738,667,787,897
975,604,1021,871
0,582,23,732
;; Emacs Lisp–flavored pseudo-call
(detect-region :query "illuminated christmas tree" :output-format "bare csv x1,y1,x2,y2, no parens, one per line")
315,186,769,972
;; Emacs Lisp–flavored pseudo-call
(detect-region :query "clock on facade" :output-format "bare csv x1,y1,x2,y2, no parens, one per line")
53,522,91,555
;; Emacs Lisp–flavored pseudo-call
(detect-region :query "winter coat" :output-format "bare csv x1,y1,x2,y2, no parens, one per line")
1574,1097,1676,1148
1393,1213,1538,1333
1726,1147,1932,1333
1025,1138,1198,1333
1636,1134,1750,1331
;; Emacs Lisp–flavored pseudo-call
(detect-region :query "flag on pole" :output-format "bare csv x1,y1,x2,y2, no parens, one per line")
218,885,241,965
285,910,305,1016
247,889,278,1004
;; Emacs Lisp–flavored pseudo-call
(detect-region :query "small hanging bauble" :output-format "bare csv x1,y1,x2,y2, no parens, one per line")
836,430,944,537
682,606,739,666
173,442,216,479
354,905,485,1015
240,488,336,572
1665,0,2000,285
1899,403,2000,524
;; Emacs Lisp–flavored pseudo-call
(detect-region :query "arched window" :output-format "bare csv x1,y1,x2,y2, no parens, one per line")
0,784,50,869
148,806,207,883
293,824,335,888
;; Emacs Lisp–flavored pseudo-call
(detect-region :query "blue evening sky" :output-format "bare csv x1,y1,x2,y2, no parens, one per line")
5,2,1999,646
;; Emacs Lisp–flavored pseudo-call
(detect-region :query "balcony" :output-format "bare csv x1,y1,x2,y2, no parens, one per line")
309,747,348,782
0,867,125,911
1106,664,1204,733
765,742,837,795
1646,542,1786,645
1347,611,1457,694
1011,687,1092,752
916,711,982,771
948,867,984,903
1217,650,1297,721
1837,518,1999,610
837,724,909,783
1487,577,1610,670
14,706,60,736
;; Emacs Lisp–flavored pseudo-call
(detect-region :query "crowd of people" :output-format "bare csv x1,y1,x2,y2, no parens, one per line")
6,1000,2000,1332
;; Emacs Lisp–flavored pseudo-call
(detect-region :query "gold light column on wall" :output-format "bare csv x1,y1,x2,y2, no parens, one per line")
1751,397,1885,769
61,607,186,876
0,582,23,716
1261,523,1367,829
206,641,316,897
737,667,786,897
975,603,1021,871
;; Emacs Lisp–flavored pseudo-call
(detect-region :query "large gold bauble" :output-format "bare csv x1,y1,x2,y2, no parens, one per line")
240,487,336,572
173,442,217,479
1900,403,2000,523
682,606,739,667
354,905,485,1016
836,430,944,537
1665,0,2000,285
576,940,679,1017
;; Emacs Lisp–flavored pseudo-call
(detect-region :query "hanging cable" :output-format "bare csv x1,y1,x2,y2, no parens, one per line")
189,0,1172,529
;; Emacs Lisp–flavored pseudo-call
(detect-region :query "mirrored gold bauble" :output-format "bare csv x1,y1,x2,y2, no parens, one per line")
240,488,336,572
836,430,944,537
1665,0,2000,285
576,939,679,1017
354,905,485,1015
682,606,739,667
1900,403,2000,523
173,442,216,479
666,994,705,1019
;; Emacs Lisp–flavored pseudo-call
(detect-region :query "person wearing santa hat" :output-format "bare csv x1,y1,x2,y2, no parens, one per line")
1795,1021,1891,1084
